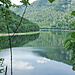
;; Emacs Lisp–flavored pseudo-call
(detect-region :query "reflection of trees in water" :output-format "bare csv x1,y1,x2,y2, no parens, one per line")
25,31,68,47
24,31,75,71
33,47,72,65
0,33,39,74
0,33,39,49
33,47,75,71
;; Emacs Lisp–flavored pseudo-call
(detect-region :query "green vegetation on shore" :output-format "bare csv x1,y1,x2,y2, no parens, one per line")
0,31,40,36
0,7,39,33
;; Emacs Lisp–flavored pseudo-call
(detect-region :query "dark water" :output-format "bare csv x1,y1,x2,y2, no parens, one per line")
0,30,75,75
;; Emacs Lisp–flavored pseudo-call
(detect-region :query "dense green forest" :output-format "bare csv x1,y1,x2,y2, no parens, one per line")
10,0,75,29
0,7,39,33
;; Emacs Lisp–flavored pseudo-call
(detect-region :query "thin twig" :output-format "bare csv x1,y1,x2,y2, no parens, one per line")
10,6,27,39
5,66,7,75
4,5,27,75
5,9,13,75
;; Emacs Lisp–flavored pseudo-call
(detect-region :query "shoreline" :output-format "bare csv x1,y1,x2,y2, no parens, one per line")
0,31,40,36
0,29,75,36
40,29,75,31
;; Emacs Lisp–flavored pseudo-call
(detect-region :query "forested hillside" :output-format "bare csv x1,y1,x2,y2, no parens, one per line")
10,0,75,29
0,7,39,33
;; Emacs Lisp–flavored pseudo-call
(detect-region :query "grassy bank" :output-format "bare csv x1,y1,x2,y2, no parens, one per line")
0,31,40,36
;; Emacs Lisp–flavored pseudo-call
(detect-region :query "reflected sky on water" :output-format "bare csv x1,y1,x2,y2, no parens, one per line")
0,47,75,75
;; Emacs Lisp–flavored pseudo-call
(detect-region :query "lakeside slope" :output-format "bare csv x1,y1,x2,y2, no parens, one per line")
0,31,40,36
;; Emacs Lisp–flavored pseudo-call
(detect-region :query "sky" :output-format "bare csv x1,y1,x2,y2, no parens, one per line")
10,0,36,5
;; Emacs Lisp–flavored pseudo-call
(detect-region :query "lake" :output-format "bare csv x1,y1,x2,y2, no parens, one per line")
0,30,75,75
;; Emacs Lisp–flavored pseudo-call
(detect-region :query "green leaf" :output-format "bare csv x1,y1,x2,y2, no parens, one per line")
71,11,75,16
9,4,12,7
0,69,4,73
12,4,19,8
72,66,75,71
48,0,55,3
27,2,30,5
66,32,70,37
0,4,2,6
6,4,9,8
20,0,30,6
0,58,4,61
71,32,75,38
0,70,3,73
71,21,75,27
16,5,19,8
0,40,2,43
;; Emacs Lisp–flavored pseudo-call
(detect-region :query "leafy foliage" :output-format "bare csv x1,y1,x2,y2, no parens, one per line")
20,0,30,6
0,58,4,73
48,0,55,3
71,11,75,16
64,37,75,51
63,31,75,66
72,66,75,71
63,6,75,66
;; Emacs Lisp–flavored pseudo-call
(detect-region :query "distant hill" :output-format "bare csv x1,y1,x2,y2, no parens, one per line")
0,7,39,33
10,0,75,29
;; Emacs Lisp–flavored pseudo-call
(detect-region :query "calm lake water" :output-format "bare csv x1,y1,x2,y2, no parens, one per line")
0,30,75,75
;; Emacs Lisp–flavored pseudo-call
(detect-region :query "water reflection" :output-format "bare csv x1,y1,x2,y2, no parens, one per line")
0,31,75,75
24,31,68,47
0,33,39,74
24,30,75,71
0,33,39,49
0,47,75,75
33,47,72,65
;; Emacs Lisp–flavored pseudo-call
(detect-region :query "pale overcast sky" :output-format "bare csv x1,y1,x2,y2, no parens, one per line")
10,0,36,5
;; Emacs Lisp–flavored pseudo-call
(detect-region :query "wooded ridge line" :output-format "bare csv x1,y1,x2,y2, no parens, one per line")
10,0,75,29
